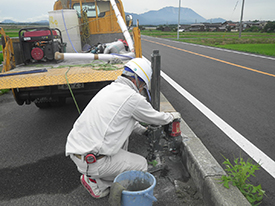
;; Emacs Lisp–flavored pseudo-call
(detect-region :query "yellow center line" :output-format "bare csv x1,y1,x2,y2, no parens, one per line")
142,38,275,78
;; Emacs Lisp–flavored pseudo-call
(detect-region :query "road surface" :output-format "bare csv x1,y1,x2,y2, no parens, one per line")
0,91,201,205
141,35,275,206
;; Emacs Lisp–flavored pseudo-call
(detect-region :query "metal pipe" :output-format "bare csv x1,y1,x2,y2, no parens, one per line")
55,51,135,61
109,0,134,52
151,50,161,111
95,0,99,32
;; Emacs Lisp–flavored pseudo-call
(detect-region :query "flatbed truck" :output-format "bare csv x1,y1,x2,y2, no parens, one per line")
0,0,142,109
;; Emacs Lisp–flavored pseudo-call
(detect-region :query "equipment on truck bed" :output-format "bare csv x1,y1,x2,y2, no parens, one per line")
19,27,66,64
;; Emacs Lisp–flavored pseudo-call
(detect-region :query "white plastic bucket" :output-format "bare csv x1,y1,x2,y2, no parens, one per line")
49,9,81,53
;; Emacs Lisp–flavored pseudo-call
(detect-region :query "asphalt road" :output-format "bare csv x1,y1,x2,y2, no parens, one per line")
0,94,89,205
0,92,202,206
141,35,275,206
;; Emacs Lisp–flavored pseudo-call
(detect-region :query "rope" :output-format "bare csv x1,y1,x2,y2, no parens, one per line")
62,9,78,53
65,67,81,115
110,53,134,59
63,60,123,115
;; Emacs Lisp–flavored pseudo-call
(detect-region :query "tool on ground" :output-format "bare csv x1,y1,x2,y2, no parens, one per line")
164,118,182,155
146,117,182,173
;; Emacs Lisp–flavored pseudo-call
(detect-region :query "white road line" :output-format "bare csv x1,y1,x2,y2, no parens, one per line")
161,71,275,178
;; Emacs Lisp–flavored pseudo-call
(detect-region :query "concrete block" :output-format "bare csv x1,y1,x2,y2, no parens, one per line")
203,176,251,206
159,92,250,206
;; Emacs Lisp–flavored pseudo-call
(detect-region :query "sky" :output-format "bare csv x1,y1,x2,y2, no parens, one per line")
0,0,274,23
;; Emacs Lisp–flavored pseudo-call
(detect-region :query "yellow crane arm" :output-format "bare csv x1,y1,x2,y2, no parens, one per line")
0,27,16,72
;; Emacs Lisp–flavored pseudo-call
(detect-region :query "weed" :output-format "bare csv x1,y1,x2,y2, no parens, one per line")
0,89,10,96
219,156,266,206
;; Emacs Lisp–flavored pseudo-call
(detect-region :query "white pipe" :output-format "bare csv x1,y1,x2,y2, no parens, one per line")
55,52,135,61
110,0,134,52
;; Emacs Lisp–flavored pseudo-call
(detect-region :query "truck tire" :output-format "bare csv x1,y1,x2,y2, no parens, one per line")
12,89,24,105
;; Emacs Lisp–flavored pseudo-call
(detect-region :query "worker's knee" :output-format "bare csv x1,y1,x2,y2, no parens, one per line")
132,155,148,172
111,149,148,172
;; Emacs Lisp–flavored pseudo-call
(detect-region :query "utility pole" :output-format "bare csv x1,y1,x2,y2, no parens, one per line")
239,0,245,38
177,0,181,40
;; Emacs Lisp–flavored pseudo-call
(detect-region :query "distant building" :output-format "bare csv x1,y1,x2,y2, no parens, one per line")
243,21,267,30
162,26,171,32
143,20,268,32
144,27,157,30
222,21,238,31
189,24,205,31
204,23,226,32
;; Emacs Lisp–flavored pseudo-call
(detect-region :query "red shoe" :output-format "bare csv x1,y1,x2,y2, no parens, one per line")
80,175,109,198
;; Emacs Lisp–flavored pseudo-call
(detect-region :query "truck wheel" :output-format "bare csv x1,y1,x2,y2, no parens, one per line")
12,89,24,105
35,102,51,109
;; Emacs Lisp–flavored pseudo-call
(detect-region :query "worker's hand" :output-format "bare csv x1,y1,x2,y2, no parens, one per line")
144,126,156,137
171,112,181,120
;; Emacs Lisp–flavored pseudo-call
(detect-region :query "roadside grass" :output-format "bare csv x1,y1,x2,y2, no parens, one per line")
0,89,10,96
141,30,275,57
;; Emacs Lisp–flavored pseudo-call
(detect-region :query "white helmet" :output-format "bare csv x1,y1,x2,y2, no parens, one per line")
124,58,152,88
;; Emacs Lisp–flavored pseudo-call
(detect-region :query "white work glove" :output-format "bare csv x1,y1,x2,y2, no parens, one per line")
171,112,181,120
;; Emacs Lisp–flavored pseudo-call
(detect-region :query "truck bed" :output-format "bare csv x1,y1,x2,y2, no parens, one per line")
0,61,124,90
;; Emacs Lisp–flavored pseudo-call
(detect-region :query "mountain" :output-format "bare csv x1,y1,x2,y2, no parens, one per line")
1,6,226,25
126,6,226,25
0,19,49,25
33,20,49,24
1,19,16,24
205,18,227,23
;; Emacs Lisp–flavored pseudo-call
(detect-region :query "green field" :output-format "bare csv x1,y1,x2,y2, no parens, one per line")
217,44,275,56
140,30,275,57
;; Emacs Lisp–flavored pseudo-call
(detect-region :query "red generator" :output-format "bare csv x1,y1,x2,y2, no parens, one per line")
19,27,66,64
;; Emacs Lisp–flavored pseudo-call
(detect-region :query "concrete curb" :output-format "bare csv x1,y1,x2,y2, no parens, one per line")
160,93,250,206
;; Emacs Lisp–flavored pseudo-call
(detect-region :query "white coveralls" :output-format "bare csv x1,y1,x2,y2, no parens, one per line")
66,76,173,191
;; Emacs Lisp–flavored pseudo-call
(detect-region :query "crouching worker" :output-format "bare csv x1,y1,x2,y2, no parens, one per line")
65,58,181,198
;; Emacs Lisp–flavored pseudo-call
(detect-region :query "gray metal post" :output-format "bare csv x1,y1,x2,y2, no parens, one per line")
177,0,181,40
151,50,161,111
239,0,245,38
